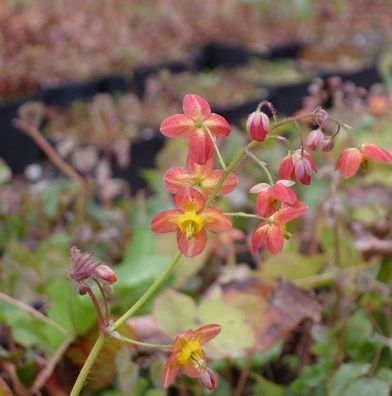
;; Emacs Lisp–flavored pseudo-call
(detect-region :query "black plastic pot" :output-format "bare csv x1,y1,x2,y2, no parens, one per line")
111,128,165,193
0,75,131,174
196,41,306,70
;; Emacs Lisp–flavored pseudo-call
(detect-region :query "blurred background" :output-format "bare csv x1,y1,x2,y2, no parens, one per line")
0,1,392,395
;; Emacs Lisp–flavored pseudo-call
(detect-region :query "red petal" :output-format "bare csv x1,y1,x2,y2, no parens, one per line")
303,150,317,171
160,114,194,137
336,148,363,177
183,94,211,120
162,354,181,389
173,187,205,212
164,167,192,193
278,155,294,180
177,230,207,257
274,205,307,224
195,324,221,345
250,223,268,254
199,368,217,391
204,113,231,137
361,144,392,163
265,224,284,254
188,129,214,164
150,210,181,232
200,208,232,232
256,191,276,218
187,156,214,174
269,183,297,204
203,170,238,196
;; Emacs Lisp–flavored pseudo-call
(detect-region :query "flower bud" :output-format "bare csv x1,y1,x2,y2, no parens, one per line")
94,264,117,284
322,136,335,152
246,110,270,141
199,368,217,391
306,129,324,151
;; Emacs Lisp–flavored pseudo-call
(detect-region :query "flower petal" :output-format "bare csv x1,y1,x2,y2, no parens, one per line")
269,183,297,204
256,191,276,218
250,223,268,254
249,182,270,194
173,187,205,212
183,94,211,120
204,113,231,137
195,324,221,345
200,209,232,232
150,210,181,232
361,144,392,164
265,224,284,254
336,148,363,178
274,205,307,224
160,114,194,137
164,167,192,193
303,150,317,172
187,156,214,174
201,170,238,196
278,155,295,180
188,129,214,164
162,353,181,389
177,229,207,257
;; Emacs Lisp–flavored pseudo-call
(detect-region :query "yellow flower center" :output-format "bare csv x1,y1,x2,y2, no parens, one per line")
177,338,206,370
177,211,204,239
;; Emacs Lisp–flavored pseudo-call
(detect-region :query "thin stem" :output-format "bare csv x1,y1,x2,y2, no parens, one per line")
13,119,87,220
110,332,171,351
234,354,252,396
206,140,258,207
205,125,227,170
93,279,110,325
30,334,74,394
0,292,68,336
86,288,107,330
245,150,274,185
113,251,182,329
70,334,105,396
224,212,264,220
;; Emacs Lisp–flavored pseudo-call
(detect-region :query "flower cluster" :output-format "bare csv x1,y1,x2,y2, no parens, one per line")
152,94,236,258
149,94,392,391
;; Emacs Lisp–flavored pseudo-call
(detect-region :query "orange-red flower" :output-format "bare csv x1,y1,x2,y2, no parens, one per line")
278,149,317,185
160,94,231,164
336,143,392,178
150,187,232,257
250,180,298,218
164,157,238,197
251,204,307,254
162,324,221,390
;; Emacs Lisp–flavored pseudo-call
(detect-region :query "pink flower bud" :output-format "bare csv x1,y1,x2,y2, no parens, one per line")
246,110,270,141
199,368,217,391
94,264,117,284
306,129,324,151
322,136,334,152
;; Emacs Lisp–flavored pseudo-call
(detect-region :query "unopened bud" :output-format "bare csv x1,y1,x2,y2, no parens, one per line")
247,110,270,142
94,264,117,284
306,129,324,151
199,368,217,391
322,136,334,152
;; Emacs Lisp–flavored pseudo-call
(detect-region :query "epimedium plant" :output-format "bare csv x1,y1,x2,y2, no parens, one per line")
68,93,392,395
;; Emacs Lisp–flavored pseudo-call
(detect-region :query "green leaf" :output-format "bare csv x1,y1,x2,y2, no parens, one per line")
252,374,284,396
342,377,389,396
198,296,255,359
115,347,138,393
330,363,371,396
46,279,96,347
344,310,373,358
153,289,197,337
115,226,171,288
259,252,324,283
